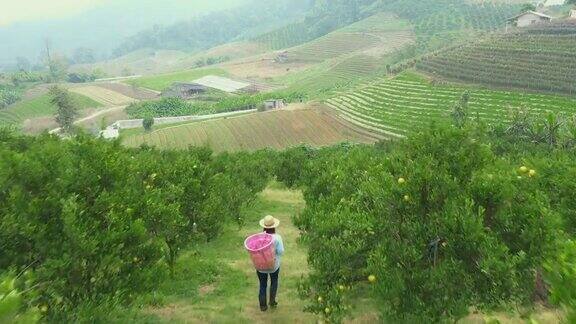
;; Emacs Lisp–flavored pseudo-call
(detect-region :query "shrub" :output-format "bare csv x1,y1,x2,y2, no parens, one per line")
0,272,40,323
0,88,21,109
67,72,97,83
287,125,567,322
10,71,46,85
126,97,209,119
142,117,154,131
126,91,307,119
546,240,576,322
0,132,273,320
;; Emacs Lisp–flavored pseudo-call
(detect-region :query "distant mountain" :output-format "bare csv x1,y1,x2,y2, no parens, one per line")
111,0,313,58
0,0,251,67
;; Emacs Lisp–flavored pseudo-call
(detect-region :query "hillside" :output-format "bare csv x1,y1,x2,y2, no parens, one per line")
416,20,576,95
123,108,375,151
224,13,416,99
0,92,102,130
71,0,520,79
325,72,576,138
117,12,416,99
286,13,414,63
367,0,520,51
5,1,576,323
71,43,269,77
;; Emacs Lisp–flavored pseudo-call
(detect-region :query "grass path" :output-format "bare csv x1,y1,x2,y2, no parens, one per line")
129,184,315,323
117,183,561,324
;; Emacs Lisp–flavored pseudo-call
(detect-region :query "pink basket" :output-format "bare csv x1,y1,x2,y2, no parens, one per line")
245,233,276,271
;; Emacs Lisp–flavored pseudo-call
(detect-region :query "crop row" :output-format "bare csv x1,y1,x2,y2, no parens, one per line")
253,22,314,50
378,0,520,48
326,76,576,137
416,23,576,95
289,33,381,62
125,110,365,151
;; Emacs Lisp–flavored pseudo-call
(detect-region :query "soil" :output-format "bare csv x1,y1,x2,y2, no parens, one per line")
96,82,159,100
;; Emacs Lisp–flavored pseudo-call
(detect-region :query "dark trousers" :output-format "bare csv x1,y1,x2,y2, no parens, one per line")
257,268,279,307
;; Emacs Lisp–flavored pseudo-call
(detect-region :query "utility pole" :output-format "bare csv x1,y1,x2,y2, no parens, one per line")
45,38,52,63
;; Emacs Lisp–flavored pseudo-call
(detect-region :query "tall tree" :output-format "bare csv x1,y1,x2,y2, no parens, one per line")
43,39,68,82
521,3,536,12
451,91,470,128
49,86,78,134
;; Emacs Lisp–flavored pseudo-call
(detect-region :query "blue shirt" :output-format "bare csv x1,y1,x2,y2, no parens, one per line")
258,234,284,273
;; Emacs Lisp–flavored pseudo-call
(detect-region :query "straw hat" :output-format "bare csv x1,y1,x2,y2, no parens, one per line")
259,215,280,229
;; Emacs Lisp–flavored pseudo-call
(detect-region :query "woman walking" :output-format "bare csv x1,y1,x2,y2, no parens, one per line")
257,215,284,311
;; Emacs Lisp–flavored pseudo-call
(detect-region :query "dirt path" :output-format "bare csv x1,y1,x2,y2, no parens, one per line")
141,185,316,323
49,106,126,134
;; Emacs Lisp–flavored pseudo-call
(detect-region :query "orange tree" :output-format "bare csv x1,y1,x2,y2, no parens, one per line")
0,131,272,321
546,239,576,322
288,125,565,322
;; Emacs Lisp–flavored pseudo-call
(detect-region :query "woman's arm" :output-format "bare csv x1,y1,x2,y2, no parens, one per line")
276,235,285,256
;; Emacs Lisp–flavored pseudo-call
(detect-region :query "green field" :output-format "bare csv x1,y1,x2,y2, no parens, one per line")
126,67,227,91
253,21,314,50
0,92,102,128
377,0,520,50
277,55,384,100
325,72,576,138
288,13,414,63
417,21,576,95
274,13,415,99
123,109,373,151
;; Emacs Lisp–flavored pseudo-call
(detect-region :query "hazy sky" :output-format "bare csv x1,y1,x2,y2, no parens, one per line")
0,0,106,26
0,0,250,65
0,0,249,26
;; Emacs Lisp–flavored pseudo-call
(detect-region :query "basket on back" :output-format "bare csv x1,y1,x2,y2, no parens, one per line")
244,233,276,271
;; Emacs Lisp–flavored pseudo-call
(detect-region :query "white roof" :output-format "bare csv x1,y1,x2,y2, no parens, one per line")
544,0,565,6
508,11,553,20
191,75,251,93
100,128,119,139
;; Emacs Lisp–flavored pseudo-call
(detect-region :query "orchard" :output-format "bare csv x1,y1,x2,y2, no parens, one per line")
0,130,273,321
284,123,576,322
0,114,575,322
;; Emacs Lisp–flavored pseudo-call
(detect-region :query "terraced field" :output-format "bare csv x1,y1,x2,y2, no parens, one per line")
417,21,576,95
288,13,414,62
0,93,102,128
123,109,374,151
69,86,137,106
254,22,313,50
377,0,520,49
273,13,415,98
326,73,576,138
281,54,386,98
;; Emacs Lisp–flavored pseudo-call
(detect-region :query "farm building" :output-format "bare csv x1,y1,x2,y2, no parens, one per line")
570,9,576,19
275,51,289,63
100,127,119,139
162,82,207,99
191,75,254,93
507,11,552,27
264,99,286,110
